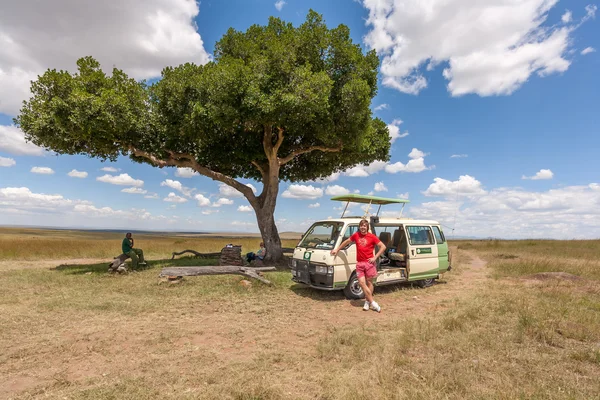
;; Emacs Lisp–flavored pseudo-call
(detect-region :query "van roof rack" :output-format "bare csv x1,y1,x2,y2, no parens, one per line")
330,194,409,218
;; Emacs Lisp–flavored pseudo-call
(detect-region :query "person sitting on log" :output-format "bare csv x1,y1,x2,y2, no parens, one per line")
246,242,266,263
122,232,146,269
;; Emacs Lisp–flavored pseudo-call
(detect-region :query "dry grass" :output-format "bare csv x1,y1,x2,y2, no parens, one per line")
0,227,299,261
1,232,599,399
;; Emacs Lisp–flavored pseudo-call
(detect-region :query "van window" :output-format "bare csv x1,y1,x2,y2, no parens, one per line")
406,226,434,245
299,222,344,249
432,226,445,243
342,224,359,241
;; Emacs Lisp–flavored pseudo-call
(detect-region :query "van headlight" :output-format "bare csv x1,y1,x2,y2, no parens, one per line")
315,265,328,274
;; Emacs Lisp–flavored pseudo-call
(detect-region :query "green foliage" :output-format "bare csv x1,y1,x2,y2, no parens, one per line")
15,10,389,182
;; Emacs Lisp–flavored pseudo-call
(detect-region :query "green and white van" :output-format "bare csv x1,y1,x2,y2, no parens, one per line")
290,194,451,299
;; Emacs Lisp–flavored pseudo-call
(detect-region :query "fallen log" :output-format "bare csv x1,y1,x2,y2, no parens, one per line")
159,266,276,285
171,250,221,260
108,254,130,271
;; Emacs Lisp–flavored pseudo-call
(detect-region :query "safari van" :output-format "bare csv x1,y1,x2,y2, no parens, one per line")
290,194,451,299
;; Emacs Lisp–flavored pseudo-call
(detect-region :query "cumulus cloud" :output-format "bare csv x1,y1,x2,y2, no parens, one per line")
161,179,194,197
218,183,258,198
0,186,84,212
451,154,468,158
238,205,252,212
325,185,351,196
0,156,16,167
164,192,188,203
581,47,596,55
31,166,54,174
212,197,234,207
308,202,320,208
362,1,593,97
100,166,119,172
387,119,409,143
562,10,573,23
175,167,198,178
397,192,409,199
374,182,388,192
282,184,324,200
374,103,389,111
122,187,147,194
144,193,159,199
0,0,210,117
67,169,88,178
312,172,341,184
201,209,220,215
522,169,554,180
345,160,388,177
97,173,144,187
194,194,210,207
423,175,487,197
0,125,45,156
385,148,433,173
274,0,286,11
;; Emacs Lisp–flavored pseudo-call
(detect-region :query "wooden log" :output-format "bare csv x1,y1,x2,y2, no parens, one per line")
108,254,130,270
171,250,221,260
158,266,276,285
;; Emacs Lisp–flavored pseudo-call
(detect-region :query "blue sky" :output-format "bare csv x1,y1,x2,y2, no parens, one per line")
0,0,599,239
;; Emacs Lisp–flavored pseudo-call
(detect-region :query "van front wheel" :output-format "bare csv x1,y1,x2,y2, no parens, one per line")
415,278,435,288
343,273,364,300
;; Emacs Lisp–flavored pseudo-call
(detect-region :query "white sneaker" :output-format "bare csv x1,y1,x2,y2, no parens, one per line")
371,301,381,313
363,301,370,311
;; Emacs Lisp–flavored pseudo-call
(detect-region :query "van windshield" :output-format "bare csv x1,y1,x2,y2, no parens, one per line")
298,222,344,250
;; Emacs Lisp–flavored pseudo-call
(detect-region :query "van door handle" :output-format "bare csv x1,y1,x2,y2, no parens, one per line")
411,250,415,256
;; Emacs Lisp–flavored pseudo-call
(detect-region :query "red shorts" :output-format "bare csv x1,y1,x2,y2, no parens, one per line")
356,261,377,279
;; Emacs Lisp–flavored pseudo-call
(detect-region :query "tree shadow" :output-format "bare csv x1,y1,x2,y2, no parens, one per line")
52,256,219,275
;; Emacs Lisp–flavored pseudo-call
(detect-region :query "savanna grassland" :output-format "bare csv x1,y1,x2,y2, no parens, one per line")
1,228,599,399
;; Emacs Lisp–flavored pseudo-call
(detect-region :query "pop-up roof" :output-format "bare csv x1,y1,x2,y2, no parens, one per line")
330,194,410,218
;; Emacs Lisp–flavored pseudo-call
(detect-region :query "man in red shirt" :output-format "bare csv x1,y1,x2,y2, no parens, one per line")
331,219,387,312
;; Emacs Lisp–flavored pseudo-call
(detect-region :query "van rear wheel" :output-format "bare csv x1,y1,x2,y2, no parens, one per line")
415,278,435,288
343,273,364,299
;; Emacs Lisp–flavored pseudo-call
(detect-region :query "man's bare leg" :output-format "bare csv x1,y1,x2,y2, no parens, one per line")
358,276,374,303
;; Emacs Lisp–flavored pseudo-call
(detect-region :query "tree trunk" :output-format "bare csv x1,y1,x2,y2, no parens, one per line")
255,205,283,264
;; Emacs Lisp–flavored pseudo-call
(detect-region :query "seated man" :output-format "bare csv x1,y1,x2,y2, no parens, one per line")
246,242,266,263
122,232,146,269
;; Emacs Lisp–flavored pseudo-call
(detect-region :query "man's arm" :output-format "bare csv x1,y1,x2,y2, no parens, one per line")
331,238,353,256
368,241,387,264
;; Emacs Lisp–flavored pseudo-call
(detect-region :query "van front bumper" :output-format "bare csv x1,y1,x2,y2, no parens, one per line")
290,259,335,289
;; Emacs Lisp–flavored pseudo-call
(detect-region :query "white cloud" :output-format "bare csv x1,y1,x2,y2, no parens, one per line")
0,125,45,156
374,103,389,111
312,172,341,184
201,209,220,215
144,193,159,199
282,184,324,200
67,169,88,178
238,205,252,212
423,175,487,197
100,166,119,172
362,1,591,97
0,186,84,211
164,192,187,203
345,160,388,177
274,0,286,11
385,148,433,173
450,154,468,158
31,166,54,174
161,179,194,197
0,156,16,167
325,185,351,196
522,169,554,180
397,192,409,199
387,119,409,143
581,47,596,55
0,0,210,117
175,167,198,178
97,173,144,187
212,197,234,207
308,202,320,208
194,194,211,207
218,183,258,198
231,220,255,227
122,187,147,194
374,182,388,192
562,10,573,23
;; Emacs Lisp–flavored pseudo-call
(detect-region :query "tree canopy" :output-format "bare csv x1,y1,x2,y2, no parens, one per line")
16,10,391,261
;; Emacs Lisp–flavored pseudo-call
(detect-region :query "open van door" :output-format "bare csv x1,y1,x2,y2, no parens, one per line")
405,225,439,280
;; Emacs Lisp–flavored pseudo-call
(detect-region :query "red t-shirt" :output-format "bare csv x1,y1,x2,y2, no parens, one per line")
350,232,381,262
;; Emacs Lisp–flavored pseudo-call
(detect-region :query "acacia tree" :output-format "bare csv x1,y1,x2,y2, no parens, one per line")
15,11,390,263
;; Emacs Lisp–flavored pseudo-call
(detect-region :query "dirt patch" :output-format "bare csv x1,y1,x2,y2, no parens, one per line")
523,272,582,281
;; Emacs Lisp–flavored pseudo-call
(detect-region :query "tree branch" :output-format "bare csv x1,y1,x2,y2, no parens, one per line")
273,126,285,154
129,147,257,203
251,160,267,181
278,143,343,165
